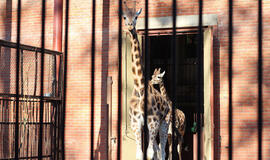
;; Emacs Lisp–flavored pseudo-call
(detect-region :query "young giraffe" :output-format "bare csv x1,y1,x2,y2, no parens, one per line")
152,68,186,160
123,5,171,160
150,69,171,160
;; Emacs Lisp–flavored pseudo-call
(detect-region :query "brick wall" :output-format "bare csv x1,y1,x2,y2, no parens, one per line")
1,0,270,159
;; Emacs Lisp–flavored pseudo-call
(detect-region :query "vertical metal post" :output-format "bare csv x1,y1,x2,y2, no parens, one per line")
143,0,149,159
38,0,46,159
171,0,177,159
34,51,38,96
228,0,233,159
15,0,22,159
62,0,70,159
20,49,24,95
58,55,63,96
57,55,63,159
258,0,263,159
54,101,58,160
117,0,122,159
197,0,203,159
107,77,113,160
57,100,61,160
91,0,96,159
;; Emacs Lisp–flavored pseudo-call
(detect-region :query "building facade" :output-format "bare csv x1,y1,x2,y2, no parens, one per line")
0,0,270,159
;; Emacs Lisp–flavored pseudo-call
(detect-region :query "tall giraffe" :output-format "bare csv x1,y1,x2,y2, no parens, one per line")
123,4,170,160
151,68,186,160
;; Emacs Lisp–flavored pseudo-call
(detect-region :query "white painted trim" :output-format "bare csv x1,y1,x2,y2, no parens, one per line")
136,14,217,30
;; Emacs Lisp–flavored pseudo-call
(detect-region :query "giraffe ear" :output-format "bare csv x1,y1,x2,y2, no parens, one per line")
159,71,165,77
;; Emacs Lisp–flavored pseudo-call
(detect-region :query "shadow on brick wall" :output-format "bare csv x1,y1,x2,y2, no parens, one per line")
0,0,12,158
94,0,110,159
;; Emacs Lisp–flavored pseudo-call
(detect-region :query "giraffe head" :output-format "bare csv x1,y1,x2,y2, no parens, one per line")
123,2,142,31
151,68,165,84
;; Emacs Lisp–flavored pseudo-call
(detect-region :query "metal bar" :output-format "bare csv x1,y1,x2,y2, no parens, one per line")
0,40,62,55
50,102,53,158
57,101,60,160
139,30,199,36
258,0,263,159
30,103,36,156
35,101,39,157
26,114,30,159
34,51,38,96
58,55,63,97
0,122,53,125
197,0,203,159
53,102,58,160
0,94,61,101
117,0,122,159
107,77,113,160
15,0,22,159
90,0,96,159
137,27,200,33
57,54,63,159
38,0,46,159
143,0,149,159
62,0,70,159
0,155,52,160
228,0,233,159
20,49,24,95
171,0,177,159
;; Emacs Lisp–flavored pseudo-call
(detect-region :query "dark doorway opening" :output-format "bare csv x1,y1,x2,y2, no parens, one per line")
146,33,203,159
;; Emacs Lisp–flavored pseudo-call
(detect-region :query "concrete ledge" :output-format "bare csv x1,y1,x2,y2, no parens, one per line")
136,14,218,30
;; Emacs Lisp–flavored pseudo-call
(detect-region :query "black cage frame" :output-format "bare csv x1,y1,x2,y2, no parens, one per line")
0,0,69,159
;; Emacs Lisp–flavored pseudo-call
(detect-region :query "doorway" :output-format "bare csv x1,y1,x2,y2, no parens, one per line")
147,33,201,159
121,28,213,160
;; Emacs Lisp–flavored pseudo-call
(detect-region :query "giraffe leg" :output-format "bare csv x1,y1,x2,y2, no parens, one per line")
153,137,160,160
178,135,183,160
147,120,159,160
159,120,169,160
168,134,172,160
178,144,181,160
167,122,173,160
131,120,143,160
135,129,143,160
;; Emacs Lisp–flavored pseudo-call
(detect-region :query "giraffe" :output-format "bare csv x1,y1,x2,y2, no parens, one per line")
150,69,171,160
123,4,171,160
151,68,186,160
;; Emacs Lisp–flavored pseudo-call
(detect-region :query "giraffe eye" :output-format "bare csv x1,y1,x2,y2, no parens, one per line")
124,17,126,20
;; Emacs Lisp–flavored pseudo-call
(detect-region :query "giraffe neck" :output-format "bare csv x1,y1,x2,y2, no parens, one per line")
159,81,173,114
148,81,156,95
129,28,144,93
159,81,168,98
